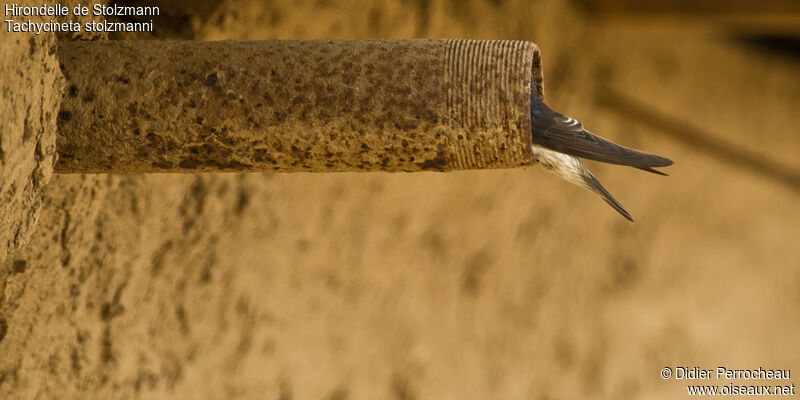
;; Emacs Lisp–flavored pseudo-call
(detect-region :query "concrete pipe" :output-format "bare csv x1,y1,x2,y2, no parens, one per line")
56,39,544,173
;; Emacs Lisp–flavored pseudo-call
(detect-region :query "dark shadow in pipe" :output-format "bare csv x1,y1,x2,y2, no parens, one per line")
733,34,800,62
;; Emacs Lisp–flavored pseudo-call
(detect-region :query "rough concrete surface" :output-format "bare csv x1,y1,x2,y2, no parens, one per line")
2,0,799,399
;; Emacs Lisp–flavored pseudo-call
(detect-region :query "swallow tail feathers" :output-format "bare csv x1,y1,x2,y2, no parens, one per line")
529,90,673,221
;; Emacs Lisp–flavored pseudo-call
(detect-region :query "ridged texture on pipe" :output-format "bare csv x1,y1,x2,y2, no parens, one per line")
56,40,543,173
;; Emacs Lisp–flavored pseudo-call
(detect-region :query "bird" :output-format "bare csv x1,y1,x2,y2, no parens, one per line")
529,90,673,221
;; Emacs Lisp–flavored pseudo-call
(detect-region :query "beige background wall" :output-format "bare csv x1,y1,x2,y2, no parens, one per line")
1,0,798,399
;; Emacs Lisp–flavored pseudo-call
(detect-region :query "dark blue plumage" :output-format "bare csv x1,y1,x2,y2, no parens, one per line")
529,90,673,221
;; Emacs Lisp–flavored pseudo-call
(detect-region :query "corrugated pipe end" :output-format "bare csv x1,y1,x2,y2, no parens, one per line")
444,39,542,171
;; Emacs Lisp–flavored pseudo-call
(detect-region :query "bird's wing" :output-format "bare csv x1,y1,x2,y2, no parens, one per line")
531,146,634,221
532,113,674,172
581,166,634,222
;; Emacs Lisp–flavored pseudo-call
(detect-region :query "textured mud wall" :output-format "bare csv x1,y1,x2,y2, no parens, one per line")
0,0,106,266
2,0,799,399
0,26,61,266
